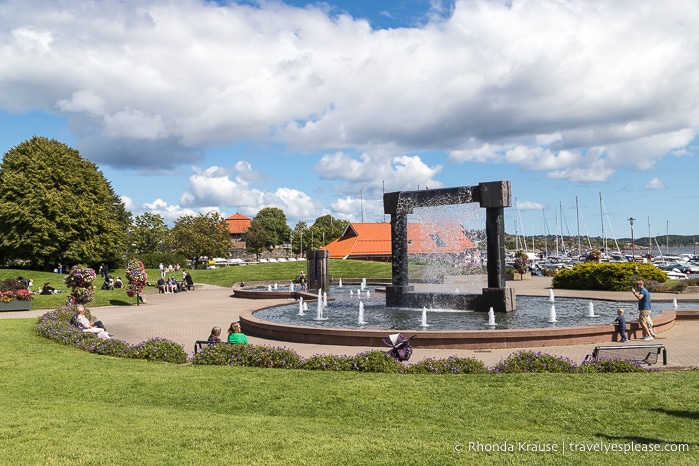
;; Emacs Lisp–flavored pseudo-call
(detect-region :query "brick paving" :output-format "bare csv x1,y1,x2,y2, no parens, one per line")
4,277,698,368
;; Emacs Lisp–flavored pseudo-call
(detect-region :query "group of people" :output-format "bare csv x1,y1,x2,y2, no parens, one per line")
101,276,123,290
156,270,194,294
614,279,656,342
206,322,249,345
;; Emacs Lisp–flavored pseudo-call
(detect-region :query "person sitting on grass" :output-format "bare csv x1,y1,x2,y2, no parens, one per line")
227,322,249,345
40,282,55,295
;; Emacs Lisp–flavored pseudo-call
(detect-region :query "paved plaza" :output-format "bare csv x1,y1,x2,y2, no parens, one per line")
4,276,698,368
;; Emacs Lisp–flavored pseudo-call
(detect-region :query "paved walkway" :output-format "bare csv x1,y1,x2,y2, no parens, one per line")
4,277,699,368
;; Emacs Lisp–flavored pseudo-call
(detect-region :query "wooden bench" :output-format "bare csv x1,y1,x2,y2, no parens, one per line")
585,344,667,366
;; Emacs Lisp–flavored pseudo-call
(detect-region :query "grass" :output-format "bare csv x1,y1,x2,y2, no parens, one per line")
0,260,392,310
0,318,697,465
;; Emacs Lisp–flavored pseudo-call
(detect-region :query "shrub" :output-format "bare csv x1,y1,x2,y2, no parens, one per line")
228,344,303,369
405,356,488,374
130,338,187,364
352,351,402,373
552,262,666,291
191,343,238,365
301,354,356,371
36,309,186,364
578,358,649,373
491,350,577,373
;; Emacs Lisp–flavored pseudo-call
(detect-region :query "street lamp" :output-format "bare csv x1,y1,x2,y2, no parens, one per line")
628,217,636,261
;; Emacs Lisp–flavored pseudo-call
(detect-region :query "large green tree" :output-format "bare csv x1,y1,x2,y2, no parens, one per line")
131,212,169,254
0,136,131,270
246,207,291,251
168,212,230,268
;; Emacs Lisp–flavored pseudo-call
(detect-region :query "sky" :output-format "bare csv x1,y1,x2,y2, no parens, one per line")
2,0,699,242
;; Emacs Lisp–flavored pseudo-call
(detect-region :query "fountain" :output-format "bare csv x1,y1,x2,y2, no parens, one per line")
673,298,678,309
338,279,343,288
366,290,370,299
289,282,294,292
549,289,555,303
486,307,497,327
267,284,272,291
274,282,278,290
549,304,558,323
298,297,305,316
587,301,597,317
315,290,327,321
420,307,429,327
349,290,353,296
358,301,366,325
236,181,675,349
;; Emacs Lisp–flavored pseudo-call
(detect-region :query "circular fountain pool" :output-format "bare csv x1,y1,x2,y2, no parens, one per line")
253,291,688,331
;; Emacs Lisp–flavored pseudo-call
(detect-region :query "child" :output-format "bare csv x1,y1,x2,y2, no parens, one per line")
614,309,628,342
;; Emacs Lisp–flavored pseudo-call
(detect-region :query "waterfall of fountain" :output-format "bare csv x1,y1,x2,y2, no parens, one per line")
298,297,305,316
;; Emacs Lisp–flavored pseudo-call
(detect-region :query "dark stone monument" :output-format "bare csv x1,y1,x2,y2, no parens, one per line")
383,180,515,312
306,249,330,291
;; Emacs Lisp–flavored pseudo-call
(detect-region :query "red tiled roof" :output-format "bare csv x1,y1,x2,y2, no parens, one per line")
225,213,251,234
321,222,475,259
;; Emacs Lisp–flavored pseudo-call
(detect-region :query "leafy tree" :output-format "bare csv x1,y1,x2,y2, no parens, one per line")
168,212,230,268
131,212,169,254
244,220,277,259
291,221,308,255
0,136,131,270
246,207,291,251
310,214,348,247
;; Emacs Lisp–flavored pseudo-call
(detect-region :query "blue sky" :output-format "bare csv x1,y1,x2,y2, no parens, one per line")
2,0,699,240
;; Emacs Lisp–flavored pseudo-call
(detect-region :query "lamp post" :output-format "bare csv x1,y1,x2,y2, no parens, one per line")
628,217,636,261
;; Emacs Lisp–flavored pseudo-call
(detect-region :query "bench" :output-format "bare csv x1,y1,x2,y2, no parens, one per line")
585,344,667,366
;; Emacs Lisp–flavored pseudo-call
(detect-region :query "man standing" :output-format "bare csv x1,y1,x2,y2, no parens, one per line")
631,280,655,341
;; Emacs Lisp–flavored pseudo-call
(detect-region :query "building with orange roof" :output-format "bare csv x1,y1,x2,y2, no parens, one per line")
225,213,251,249
321,222,476,261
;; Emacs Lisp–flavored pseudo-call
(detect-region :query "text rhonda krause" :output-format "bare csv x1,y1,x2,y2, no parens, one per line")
460,441,689,454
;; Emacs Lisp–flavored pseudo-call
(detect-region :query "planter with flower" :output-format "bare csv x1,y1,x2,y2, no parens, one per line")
506,250,531,281
0,279,33,311
125,259,148,305
63,265,96,305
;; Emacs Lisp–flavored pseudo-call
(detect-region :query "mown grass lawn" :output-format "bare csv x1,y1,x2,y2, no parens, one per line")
0,260,392,310
0,318,697,465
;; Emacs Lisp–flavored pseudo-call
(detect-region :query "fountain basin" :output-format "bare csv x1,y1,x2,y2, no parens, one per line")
240,307,676,349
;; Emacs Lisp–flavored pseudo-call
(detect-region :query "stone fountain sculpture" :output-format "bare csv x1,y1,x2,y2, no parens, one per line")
383,181,515,312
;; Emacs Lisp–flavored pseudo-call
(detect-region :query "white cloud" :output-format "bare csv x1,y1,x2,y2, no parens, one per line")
644,177,666,190
2,0,699,228
0,0,695,176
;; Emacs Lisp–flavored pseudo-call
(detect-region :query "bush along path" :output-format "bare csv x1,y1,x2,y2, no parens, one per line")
36,307,651,373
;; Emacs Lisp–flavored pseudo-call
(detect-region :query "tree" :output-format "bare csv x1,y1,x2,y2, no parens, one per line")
244,220,277,259
310,215,348,248
168,212,230,268
0,137,131,270
245,207,291,255
131,213,169,254
252,207,291,247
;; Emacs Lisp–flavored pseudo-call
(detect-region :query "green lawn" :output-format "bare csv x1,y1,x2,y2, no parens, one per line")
0,260,392,310
0,318,697,465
